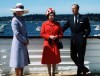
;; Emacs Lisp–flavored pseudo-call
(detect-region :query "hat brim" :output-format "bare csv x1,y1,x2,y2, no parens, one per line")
10,8,29,14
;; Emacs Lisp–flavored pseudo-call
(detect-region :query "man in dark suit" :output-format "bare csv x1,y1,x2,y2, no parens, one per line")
62,4,91,76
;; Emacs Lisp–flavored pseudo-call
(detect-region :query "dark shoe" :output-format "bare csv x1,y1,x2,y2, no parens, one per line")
77,73,82,76
52,73,55,76
77,68,82,76
77,72,82,76
48,73,51,76
83,72,87,76
84,67,89,73
82,67,89,76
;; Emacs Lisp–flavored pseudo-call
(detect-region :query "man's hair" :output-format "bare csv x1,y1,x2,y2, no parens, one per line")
72,4,79,9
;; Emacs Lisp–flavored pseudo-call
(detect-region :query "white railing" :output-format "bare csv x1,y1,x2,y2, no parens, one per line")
0,38,100,74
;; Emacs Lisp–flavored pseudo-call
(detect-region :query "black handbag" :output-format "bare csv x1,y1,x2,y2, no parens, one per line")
57,39,63,49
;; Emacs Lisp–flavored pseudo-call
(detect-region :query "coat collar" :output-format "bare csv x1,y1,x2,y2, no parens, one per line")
46,20,56,26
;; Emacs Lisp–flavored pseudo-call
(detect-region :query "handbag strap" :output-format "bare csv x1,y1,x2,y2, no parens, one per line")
58,29,62,41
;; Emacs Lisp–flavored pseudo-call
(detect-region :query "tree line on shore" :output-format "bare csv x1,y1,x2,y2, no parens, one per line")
0,13,100,21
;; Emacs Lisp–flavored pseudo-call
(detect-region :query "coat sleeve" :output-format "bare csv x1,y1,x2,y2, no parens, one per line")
62,20,70,32
84,17,91,38
11,19,28,44
40,22,50,40
56,23,63,39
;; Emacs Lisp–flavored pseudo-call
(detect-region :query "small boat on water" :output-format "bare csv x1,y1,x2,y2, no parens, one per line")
94,34,100,36
95,25,100,30
31,21,39,25
31,21,34,23
36,26,41,31
7,20,11,23
0,24,6,33
60,20,66,23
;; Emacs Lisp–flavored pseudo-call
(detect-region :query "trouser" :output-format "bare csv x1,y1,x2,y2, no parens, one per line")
70,37,86,73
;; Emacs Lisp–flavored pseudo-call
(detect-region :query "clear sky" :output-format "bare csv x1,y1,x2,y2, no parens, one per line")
0,0,100,16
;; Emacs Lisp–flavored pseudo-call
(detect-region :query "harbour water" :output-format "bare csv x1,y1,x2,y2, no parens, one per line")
0,21,100,37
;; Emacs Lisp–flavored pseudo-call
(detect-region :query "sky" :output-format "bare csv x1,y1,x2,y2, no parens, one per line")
0,0,100,16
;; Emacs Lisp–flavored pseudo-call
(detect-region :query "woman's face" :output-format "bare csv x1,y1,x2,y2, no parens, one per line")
48,13,55,21
15,11,24,16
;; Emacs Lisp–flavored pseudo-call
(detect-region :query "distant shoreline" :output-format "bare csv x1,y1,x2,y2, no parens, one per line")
0,13,100,22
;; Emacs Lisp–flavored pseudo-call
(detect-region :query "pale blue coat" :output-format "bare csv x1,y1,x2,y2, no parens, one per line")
9,16,30,68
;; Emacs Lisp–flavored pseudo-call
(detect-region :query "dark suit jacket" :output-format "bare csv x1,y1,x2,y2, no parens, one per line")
62,14,91,46
62,14,91,38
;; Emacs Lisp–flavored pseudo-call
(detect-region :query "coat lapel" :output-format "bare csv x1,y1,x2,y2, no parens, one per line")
76,14,82,31
70,16,75,31
72,15,76,32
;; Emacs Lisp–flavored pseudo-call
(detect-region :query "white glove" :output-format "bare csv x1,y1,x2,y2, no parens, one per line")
50,36,54,39
50,36,57,40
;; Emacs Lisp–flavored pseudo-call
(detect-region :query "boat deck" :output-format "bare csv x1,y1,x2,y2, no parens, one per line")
1,38,100,75
1,73,99,76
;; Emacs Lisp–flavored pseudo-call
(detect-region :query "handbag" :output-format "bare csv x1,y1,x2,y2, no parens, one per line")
57,39,63,49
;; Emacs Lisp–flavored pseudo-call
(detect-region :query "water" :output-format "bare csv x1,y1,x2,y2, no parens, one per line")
0,21,100,37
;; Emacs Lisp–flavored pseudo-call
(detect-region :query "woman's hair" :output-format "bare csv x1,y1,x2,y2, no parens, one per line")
13,13,16,16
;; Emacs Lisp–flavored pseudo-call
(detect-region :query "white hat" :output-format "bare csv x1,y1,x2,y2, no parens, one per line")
10,3,29,14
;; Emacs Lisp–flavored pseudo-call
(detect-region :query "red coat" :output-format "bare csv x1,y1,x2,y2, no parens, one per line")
41,20,63,64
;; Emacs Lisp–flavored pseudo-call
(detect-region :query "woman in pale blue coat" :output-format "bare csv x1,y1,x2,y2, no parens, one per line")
9,3,30,76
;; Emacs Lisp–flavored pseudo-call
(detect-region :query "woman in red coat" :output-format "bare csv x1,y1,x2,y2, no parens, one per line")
40,8,63,76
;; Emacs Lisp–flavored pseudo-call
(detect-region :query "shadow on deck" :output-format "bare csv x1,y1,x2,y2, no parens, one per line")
1,73,100,76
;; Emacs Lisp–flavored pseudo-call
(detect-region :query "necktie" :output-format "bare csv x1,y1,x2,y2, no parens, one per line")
75,16,77,26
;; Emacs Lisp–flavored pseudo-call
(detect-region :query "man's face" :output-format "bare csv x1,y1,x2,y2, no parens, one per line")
72,5,79,15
